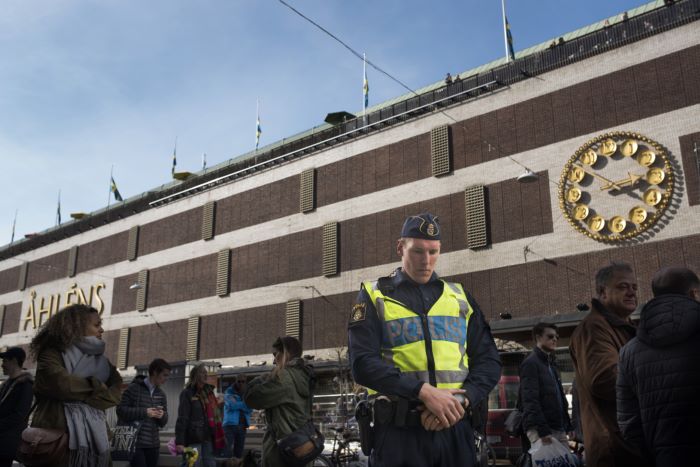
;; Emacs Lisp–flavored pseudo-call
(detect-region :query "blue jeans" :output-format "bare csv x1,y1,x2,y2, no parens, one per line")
224,424,247,458
183,441,215,467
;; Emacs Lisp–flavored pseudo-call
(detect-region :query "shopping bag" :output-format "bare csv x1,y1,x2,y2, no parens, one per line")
110,420,142,461
529,438,580,467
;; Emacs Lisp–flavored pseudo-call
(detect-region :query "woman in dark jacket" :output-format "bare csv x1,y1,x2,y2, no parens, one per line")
175,364,224,467
244,336,313,467
117,358,171,467
30,304,122,467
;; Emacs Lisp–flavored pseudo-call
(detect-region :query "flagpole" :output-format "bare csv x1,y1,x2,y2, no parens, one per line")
256,99,260,152
501,0,510,62
56,189,61,226
108,165,114,208
10,209,17,244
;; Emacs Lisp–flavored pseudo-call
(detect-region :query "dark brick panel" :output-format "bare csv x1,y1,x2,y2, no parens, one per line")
148,255,217,309
112,273,139,315
27,251,70,288
0,266,20,295
1,302,22,335
679,132,700,206
200,304,286,362
128,320,188,367
76,231,130,274
139,208,202,257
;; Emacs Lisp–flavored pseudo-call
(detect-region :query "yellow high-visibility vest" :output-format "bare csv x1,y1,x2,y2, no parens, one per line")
362,279,474,394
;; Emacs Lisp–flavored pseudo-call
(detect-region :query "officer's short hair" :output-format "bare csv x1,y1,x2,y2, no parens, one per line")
595,262,634,296
651,267,700,297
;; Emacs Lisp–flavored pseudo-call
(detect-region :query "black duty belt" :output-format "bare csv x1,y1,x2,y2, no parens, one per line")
373,397,422,428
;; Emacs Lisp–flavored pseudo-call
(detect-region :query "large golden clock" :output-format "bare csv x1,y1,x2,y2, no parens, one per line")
559,131,674,242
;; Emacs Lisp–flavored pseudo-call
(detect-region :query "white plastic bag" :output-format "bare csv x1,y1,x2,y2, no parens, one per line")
529,438,580,467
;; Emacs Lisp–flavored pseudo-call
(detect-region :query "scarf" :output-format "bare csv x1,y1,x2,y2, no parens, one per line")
196,385,225,450
62,336,111,383
62,337,112,467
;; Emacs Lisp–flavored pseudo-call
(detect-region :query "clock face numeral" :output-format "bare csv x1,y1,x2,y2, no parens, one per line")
588,215,605,232
620,139,638,157
600,138,617,156
637,150,656,167
566,188,582,203
572,203,589,220
567,166,585,183
629,206,648,224
559,132,674,242
609,216,627,233
644,188,662,206
646,168,665,185
581,149,597,166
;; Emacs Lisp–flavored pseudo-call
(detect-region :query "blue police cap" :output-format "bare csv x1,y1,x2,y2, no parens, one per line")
400,213,441,240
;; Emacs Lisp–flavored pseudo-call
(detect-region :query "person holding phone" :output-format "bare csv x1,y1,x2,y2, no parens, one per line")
117,358,171,467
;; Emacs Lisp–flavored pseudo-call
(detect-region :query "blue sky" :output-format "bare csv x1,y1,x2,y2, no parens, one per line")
0,0,648,243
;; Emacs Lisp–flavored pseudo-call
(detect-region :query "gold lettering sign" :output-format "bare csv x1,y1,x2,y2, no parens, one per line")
22,283,106,331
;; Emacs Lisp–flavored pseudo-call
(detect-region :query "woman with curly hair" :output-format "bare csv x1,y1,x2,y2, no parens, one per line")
30,304,122,467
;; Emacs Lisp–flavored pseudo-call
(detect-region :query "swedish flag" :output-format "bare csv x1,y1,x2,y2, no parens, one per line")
506,16,515,61
363,68,369,110
111,176,123,202
256,115,262,150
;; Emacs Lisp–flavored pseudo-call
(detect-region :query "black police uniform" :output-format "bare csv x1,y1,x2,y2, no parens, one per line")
348,267,501,467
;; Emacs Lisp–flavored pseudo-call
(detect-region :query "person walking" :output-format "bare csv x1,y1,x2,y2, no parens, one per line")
175,363,224,467
347,213,501,467
117,358,171,467
519,323,571,450
223,375,252,462
244,336,314,467
617,266,700,467
30,304,123,467
0,347,33,467
569,262,648,467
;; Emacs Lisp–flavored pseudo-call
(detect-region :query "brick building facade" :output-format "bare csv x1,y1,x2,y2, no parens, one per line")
1,1,699,379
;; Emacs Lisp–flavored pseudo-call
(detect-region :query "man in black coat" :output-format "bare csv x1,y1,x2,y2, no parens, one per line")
617,267,700,467
519,323,571,449
0,347,33,467
117,358,171,467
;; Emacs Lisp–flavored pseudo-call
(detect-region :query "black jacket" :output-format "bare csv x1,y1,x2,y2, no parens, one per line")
519,347,570,438
617,295,700,467
116,375,168,448
0,372,33,459
175,384,213,446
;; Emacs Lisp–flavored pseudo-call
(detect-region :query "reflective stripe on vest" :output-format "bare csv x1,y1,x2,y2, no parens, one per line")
363,280,473,393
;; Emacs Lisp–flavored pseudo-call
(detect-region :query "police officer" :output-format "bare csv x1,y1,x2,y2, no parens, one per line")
348,213,501,467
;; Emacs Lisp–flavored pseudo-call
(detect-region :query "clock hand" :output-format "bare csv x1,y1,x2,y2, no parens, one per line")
573,164,622,191
601,172,644,190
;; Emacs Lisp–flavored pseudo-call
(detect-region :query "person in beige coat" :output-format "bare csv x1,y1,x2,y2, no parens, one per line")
569,263,648,467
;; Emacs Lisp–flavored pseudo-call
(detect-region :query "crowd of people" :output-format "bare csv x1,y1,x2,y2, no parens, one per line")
0,212,698,467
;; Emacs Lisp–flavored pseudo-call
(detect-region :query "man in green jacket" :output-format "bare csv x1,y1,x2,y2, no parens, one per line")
244,336,313,467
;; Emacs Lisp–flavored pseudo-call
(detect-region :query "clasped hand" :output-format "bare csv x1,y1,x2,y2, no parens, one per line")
417,384,469,431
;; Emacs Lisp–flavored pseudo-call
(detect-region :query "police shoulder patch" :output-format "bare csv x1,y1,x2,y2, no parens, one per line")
349,303,367,324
